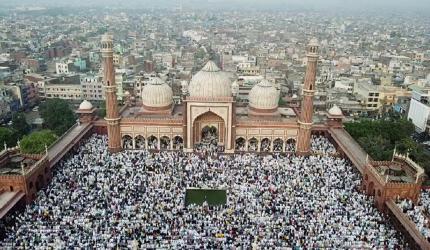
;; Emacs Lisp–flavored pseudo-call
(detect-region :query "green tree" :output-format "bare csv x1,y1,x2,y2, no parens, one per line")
39,99,76,136
345,116,430,176
20,130,58,154
97,101,106,118
11,112,30,137
396,137,417,155
194,48,206,60
0,127,17,147
357,135,393,161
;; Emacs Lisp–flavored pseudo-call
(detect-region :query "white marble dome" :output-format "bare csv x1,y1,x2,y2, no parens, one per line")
79,100,93,110
328,105,343,116
249,79,279,110
141,77,173,108
188,61,232,98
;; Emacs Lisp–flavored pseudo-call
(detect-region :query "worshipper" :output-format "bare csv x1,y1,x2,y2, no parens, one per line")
1,134,407,249
311,135,337,155
396,190,430,242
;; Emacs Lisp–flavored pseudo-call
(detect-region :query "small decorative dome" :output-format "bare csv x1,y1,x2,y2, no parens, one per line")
79,100,93,110
328,105,343,116
124,91,130,96
249,79,279,110
141,77,173,108
188,61,232,98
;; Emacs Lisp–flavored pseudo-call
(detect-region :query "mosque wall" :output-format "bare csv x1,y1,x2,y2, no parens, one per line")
234,127,298,141
120,125,183,139
187,101,233,150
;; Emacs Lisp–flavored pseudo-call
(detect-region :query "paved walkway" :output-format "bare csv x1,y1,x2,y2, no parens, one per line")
0,191,24,219
48,123,93,167
328,127,369,174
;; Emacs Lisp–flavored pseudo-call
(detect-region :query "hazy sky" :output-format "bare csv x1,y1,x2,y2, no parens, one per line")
4,0,430,12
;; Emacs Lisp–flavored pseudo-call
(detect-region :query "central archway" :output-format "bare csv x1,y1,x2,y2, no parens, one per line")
201,126,218,144
193,111,225,148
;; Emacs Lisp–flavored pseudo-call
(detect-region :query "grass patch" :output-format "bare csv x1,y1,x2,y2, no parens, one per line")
185,188,227,206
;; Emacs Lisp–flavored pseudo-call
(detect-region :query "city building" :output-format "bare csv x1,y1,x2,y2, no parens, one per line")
407,84,430,134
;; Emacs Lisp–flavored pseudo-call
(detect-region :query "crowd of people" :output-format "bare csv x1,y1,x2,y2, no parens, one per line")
0,134,407,249
311,135,337,155
396,190,430,242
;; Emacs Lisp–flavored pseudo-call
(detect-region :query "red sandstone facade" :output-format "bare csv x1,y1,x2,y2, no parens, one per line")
296,39,319,155
0,148,51,204
101,35,122,153
362,153,425,212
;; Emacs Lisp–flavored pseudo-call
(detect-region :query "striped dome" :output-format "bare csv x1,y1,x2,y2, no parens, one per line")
188,61,232,98
141,77,173,108
249,79,279,110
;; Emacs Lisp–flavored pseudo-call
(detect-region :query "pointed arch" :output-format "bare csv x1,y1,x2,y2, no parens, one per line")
147,135,158,150
160,136,171,150
122,135,133,149
235,137,246,151
273,138,284,152
248,137,258,152
261,138,271,152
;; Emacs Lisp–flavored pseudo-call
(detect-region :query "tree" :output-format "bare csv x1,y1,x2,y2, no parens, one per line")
396,137,417,155
345,116,430,177
97,101,106,118
11,112,30,138
194,48,206,60
0,127,17,148
39,99,76,136
20,130,58,154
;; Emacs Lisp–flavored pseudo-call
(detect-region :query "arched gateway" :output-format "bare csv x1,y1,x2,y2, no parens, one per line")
193,111,225,148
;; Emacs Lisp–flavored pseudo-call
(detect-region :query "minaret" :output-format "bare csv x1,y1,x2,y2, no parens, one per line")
296,38,319,155
101,34,122,153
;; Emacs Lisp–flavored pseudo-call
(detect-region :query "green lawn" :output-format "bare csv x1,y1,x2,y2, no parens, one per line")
185,188,227,206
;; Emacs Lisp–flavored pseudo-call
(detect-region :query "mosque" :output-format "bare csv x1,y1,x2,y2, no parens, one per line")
2,34,429,249
88,34,344,154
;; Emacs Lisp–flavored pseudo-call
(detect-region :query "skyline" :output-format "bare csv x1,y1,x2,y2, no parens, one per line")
2,0,430,12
